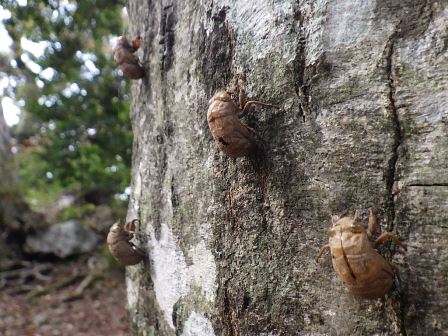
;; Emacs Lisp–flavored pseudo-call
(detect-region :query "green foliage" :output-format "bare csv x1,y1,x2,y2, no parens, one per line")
14,146,62,208
56,202,96,223
2,0,131,202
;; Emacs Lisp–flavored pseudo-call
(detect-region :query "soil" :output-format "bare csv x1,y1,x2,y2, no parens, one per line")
0,259,130,336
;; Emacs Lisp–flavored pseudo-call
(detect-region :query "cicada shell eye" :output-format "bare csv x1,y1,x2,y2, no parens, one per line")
131,36,143,49
125,219,140,234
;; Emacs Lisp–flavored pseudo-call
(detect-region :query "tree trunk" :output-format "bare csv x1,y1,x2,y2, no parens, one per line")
126,1,447,335
0,107,44,263
0,107,25,260
0,107,16,194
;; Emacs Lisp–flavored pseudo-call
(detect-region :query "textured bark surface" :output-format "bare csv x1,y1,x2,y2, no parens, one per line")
126,0,447,335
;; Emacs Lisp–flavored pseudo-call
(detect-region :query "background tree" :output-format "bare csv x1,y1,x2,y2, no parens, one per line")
125,0,447,335
0,105,42,263
1,0,131,206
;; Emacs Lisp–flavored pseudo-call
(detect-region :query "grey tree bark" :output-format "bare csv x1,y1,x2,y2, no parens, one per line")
125,0,447,335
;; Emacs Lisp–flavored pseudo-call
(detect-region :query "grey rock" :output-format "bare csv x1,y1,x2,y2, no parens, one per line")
25,220,98,258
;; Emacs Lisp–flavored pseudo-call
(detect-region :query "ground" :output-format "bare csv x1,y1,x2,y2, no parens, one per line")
0,259,129,336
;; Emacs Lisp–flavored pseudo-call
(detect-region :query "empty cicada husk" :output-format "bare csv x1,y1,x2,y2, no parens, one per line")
107,219,145,266
316,209,406,299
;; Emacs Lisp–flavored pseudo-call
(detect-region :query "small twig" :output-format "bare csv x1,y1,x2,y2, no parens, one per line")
1,263,52,280
0,260,32,272
26,272,86,300
61,273,102,302
26,285,51,300
9,284,37,295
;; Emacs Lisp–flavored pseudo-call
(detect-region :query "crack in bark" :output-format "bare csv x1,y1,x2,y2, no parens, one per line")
159,5,175,73
384,37,401,232
293,7,309,122
382,2,435,330
384,32,408,336
149,4,177,240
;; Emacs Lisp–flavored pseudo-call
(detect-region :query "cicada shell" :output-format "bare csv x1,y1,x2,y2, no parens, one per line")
207,88,277,157
113,36,145,79
316,209,406,299
107,219,144,266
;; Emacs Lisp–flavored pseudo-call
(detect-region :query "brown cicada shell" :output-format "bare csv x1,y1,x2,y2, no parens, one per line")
113,36,145,79
107,219,145,266
207,87,277,157
316,209,406,299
